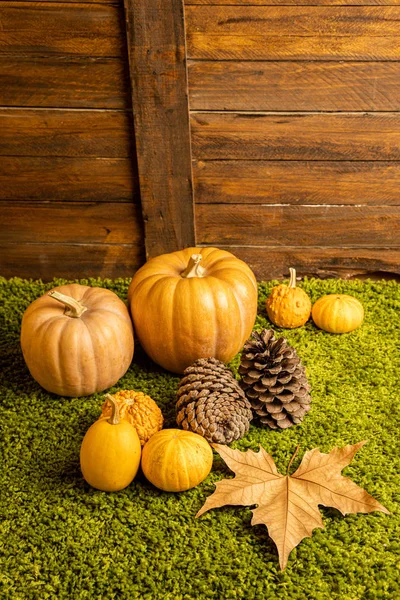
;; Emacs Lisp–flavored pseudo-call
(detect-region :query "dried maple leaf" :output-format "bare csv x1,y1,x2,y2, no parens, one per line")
196,441,390,570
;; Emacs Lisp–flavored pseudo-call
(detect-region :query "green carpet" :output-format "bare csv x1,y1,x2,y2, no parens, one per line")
0,276,399,600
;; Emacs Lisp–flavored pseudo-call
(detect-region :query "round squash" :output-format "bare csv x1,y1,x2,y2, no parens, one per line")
141,429,213,492
312,294,364,333
266,268,311,328
20,284,134,397
100,390,163,446
80,395,141,492
128,247,258,373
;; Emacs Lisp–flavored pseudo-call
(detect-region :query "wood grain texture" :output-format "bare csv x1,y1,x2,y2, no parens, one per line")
1,202,143,244
124,0,195,257
0,243,145,281
191,113,400,161
0,57,130,109
193,160,400,205
0,2,125,57
196,204,400,247
188,61,400,112
185,0,400,5
0,157,137,202
212,247,400,279
186,6,400,60
0,109,133,158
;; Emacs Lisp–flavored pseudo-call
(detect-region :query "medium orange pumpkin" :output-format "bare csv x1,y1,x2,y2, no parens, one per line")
312,294,364,333
141,429,213,492
128,247,258,373
266,268,311,329
20,284,134,397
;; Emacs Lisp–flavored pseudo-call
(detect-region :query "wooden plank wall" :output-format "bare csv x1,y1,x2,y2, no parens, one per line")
0,0,144,280
185,1,400,279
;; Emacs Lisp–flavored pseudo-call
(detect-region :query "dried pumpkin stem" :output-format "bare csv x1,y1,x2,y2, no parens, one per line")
105,394,120,425
181,254,205,278
48,290,88,318
288,268,297,289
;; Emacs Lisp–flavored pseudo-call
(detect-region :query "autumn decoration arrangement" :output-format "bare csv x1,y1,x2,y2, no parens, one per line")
19,248,385,570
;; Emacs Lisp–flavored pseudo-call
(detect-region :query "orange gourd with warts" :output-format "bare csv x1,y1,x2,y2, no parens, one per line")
266,268,311,329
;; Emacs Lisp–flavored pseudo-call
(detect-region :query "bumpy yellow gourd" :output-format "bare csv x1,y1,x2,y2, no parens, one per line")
141,429,213,492
80,395,141,492
100,390,163,446
266,268,311,328
312,294,364,333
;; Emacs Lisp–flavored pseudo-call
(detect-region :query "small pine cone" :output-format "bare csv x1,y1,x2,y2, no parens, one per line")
239,329,311,430
176,357,253,444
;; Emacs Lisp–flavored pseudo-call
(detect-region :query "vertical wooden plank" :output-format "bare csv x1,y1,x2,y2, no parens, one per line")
124,0,195,258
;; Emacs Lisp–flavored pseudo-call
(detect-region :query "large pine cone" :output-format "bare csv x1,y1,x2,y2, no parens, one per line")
239,329,311,429
176,357,253,444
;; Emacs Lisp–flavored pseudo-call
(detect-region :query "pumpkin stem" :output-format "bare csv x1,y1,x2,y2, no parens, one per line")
105,394,120,425
181,254,205,278
48,290,88,318
288,268,297,289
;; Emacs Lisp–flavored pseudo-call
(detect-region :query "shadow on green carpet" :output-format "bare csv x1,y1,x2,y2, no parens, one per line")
0,276,399,600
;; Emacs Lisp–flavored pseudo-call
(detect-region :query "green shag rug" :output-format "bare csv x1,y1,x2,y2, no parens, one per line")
0,276,399,600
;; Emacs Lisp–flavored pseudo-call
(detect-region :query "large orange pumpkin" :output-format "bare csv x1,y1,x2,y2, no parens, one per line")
128,247,258,373
21,284,134,397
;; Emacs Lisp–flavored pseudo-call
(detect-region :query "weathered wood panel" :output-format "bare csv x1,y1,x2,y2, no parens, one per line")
186,0,400,5
0,157,137,202
1,202,143,244
214,247,400,280
124,0,195,258
0,2,125,57
191,113,400,161
196,204,400,246
186,6,400,60
0,109,133,158
0,57,130,109
0,243,144,281
188,61,400,112
193,161,400,205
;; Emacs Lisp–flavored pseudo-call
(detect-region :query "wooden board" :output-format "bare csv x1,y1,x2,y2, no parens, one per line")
212,247,400,280
186,6,400,60
185,0,400,5
1,202,143,244
0,157,137,202
0,243,144,281
0,109,133,158
193,160,400,205
0,2,124,57
191,113,400,161
124,0,195,257
0,57,130,109
188,61,400,112
196,204,400,247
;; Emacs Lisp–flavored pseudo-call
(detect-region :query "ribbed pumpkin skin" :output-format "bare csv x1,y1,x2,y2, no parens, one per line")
312,294,364,333
128,247,258,373
20,284,134,396
80,418,141,492
141,429,213,492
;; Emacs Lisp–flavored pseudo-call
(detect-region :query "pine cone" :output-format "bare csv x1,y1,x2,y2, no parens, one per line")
239,329,311,430
176,357,253,444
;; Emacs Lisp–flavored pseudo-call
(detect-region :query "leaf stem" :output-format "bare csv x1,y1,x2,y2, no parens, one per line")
287,445,301,475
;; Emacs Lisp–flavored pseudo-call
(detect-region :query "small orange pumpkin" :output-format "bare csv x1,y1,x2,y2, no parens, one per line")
20,284,134,397
80,395,141,492
128,247,258,373
266,268,311,328
312,294,364,333
141,429,213,492
100,390,163,446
